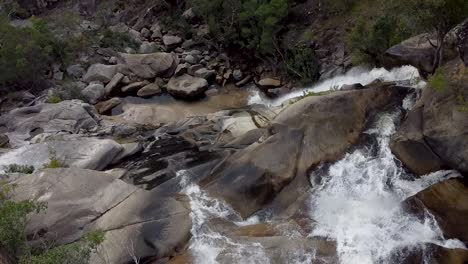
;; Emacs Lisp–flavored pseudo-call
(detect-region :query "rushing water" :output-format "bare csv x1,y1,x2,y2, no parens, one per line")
248,65,425,107
309,111,465,264
174,66,465,263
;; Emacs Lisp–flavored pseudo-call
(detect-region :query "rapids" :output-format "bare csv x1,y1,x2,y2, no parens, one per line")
248,65,425,107
173,66,464,263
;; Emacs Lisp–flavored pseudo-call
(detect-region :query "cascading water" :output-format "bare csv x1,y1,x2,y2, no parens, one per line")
248,65,425,106
174,66,465,264
309,110,465,264
178,173,271,264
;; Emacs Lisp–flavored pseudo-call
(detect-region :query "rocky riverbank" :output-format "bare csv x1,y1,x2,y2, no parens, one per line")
0,1,468,264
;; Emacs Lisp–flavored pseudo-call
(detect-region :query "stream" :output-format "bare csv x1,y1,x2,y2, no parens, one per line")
170,66,465,264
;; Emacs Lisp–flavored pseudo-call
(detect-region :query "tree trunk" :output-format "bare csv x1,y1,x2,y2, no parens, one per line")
432,32,445,74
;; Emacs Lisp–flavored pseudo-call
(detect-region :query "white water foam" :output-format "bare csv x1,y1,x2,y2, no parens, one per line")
248,65,424,107
309,111,465,264
178,172,270,264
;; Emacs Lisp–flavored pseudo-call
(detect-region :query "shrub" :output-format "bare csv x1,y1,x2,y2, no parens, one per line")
284,46,320,85
19,231,105,264
0,182,104,263
46,95,62,104
42,159,67,169
428,68,448,91
4,164,35,174
189,0,288,56
0,15,62,87
322,0,358,14
347,15,412,65
48,83,85,103
42,150,68,169
99,29,138,51
0,182,46,259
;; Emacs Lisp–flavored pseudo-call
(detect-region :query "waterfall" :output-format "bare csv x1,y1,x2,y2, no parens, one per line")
309,110,465,264
248,65,424,107
174,66,465,263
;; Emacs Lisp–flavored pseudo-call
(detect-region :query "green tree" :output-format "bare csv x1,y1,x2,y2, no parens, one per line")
189,0,288,56
405,0,468,72
347,15,412,65
0,182,46,261
0,15,61,88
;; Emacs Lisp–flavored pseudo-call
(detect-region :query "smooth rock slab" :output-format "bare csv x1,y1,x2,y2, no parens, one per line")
89,192,191,264
0,138,124,171
11,168,138,245
0,100,100,146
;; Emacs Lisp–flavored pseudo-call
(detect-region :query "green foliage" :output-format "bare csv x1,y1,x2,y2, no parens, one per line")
189,0,288,56
284,46,320,85
428,68,448,91
0,181,103,263
46,95,62,104
322,0,358,14
4,164,35,174
1,1,29,18
0,182,46,258
42,159,67,169
42,149,67,169
347,15,412,65
0,16,62,86
19,231,105,264
457,94,468,112
406,0,468,36
99,29,138,51
47,83,85,103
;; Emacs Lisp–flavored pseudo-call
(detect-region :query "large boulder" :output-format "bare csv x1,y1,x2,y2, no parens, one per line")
397,243,468,264
0,138,124,171
11,168,137,245
201,84,410,217
10,168,191,263
390,107,445,175
118,52,177,79
403,178,468,243
83,64,125,83
391,79,468,175
82,82,106,104
167,74,208,99
456,20,468,66
384,33,458,75
163,35,183,50
89,192,191,264
0,100,100,146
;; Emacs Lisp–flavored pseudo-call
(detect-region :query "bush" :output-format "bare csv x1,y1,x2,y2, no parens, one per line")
0,182,104,263
99,29,138,51
347,15,412,65
42,159,67,169
19,231,104,264
42,150,68,169
0,16,62,87
428,68,448,91
284,46,320,85
4,164,35,174
0,182,46,259
189,0,288,56
322,0,358,14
